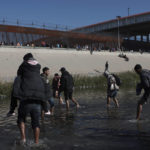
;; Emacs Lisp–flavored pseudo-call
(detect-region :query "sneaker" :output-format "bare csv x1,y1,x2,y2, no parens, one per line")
15,139,26,146
45,111,51,115
61,101,65,105
7,112,15,117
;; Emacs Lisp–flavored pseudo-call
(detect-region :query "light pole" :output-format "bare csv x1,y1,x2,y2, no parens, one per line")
128,8,130,16
116,16,121,52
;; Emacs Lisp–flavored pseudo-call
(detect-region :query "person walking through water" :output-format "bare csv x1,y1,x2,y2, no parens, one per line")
8,53,46,144
41,67,54,115
52,73,64,104
104,61,120,108
59,67,80,111
134,64,150,120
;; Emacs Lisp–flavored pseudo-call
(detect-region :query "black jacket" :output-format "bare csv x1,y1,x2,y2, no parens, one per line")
13,60,45,101
59,71,74,92
41,73,52,100
52,78,59,90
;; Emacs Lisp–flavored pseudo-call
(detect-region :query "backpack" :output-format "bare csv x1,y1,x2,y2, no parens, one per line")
112,74,121,86
142,69,150,88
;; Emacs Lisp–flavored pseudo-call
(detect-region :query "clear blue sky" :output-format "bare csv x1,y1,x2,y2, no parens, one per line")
0,0,150,29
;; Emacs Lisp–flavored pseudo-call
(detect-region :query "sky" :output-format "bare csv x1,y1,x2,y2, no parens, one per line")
0,0,150,29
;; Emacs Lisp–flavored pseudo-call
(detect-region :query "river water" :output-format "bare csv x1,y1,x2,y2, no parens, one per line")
0,90,150,150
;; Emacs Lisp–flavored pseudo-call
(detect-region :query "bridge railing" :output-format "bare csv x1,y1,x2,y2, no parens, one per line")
0,18,74,31
74,13,150,33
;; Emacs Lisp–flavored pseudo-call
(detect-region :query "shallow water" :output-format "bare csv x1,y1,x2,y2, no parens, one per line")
0,90,150,150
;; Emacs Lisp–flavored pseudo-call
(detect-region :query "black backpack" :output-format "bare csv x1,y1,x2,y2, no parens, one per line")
112,74,121,86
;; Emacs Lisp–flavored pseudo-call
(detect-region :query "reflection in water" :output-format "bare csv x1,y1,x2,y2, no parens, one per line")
0,90,150,150
107,107,120,119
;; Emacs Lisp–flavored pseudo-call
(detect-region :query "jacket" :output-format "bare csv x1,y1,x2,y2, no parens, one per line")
41,73,52,100
59,71,74,92
13,59,45,101
52,77,59,90
139,69,150,89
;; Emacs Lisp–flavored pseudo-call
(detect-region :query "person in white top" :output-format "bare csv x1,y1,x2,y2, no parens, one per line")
104,62,119,108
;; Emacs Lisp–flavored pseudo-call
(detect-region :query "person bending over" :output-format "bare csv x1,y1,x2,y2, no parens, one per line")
134,64,150,120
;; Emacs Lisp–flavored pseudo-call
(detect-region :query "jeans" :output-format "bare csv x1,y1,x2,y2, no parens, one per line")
48,97,54,108
17,101,42,129
42,97,54,112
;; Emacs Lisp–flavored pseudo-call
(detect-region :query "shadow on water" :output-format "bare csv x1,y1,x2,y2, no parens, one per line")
0,89,150,150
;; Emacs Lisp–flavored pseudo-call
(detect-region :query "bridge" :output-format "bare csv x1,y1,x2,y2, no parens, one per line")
73,12,150,50
1,12,150,50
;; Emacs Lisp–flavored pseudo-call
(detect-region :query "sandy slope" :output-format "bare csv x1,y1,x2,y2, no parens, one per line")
0,47,150,81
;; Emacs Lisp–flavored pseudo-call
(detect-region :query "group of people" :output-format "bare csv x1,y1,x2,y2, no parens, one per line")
104,62,150,121
7,53,79,144
6,53,150,145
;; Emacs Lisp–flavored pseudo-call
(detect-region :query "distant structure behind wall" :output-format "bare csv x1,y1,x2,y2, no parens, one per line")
72,11,150,51
0,23,119,51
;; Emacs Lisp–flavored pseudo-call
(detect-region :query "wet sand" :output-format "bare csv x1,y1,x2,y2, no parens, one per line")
0,47,150,81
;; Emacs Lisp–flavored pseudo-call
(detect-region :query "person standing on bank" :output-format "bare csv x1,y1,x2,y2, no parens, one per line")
41,67,54,115
134,64,150,120
13,53,46,144
59,67,80,111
